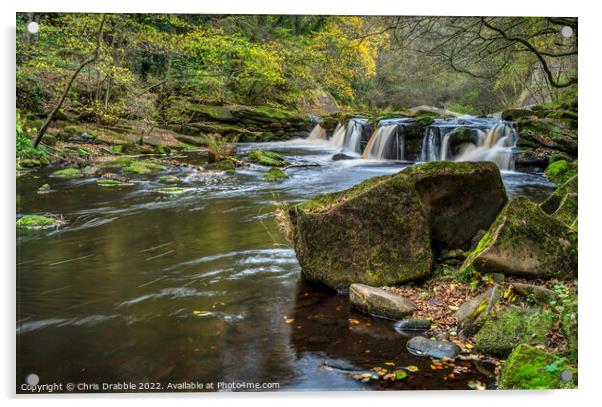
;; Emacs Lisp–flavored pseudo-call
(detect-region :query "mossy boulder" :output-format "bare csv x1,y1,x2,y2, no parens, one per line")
516,117,577,156
545,159,577,185
552,193,577,226
37,184,51,194
50,168,82,178
462,196,577,279
247,150,288,167
285,161,507,291
511,283,559,305
122,160,167,174
17,215,61,230
498,344,577,389
501,108,534,121
540,175,577,215
263,167,288,181
476,306,554,358
349,284,416,319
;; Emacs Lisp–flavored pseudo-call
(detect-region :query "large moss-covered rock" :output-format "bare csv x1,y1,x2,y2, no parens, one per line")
516,116,577,157
285,161,507,290
498,344,577,389
540,175,577,215
476,306,554,358
462,196,577,279
545,159,578,185
349,284,416,319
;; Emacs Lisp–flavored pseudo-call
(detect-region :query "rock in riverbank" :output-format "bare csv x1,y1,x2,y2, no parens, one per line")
349,284,416,319
475,306,554,358
498,344,576,389
462,196,577,279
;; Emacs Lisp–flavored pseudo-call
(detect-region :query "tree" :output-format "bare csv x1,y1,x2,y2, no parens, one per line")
33,14,106,147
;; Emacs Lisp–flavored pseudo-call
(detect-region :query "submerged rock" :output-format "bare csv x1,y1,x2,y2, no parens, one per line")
155,187,187,195
394,318,431,332
37,184,51,194
406,336,460,359
475,306,554,358
159,175,181,183
498,344,576,389
97,178,134,187
454,284,501,336
284,161,506,290
349,284,416,319
263,167,288,181
17,215,62,230
247,150,288,167
462,196,577,279
50,167,82,178
122,160,167,174
331,153,356,161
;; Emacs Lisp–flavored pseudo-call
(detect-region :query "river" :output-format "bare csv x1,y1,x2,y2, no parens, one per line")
16,139,555,392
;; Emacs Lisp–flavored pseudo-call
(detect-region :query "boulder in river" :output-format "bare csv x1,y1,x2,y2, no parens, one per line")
540,174,577,215
475,305,554,358
349,284,416,319
406,336,460,359
462,196,577,279
283,161,507,290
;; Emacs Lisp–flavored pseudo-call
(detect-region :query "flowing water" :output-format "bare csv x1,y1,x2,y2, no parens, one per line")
16,138,555,392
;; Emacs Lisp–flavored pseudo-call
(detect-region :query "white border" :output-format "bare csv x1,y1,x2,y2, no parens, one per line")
2,1,599,406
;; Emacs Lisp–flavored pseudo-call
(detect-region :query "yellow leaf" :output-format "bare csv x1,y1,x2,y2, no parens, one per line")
384,362,395,366
405,365,419,372
192,310,209,316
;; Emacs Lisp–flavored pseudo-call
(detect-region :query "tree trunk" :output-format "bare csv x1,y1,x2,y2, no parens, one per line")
33,15,106,147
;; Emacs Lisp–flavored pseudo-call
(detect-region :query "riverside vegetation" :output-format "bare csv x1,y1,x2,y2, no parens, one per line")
17,14,577,391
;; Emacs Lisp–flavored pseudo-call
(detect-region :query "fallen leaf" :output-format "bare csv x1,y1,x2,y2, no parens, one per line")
405,365,419,373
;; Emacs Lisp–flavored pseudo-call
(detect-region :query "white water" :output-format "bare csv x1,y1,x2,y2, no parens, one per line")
362,125,398,159
328,123,346,148
455,123,517,170
307,124,328,141
343,119,365,153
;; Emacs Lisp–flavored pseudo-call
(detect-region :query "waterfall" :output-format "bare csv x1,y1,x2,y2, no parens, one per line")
344,119,365,153
328,123,346,148
362,125,400,159
420,127,440,162
454,123,517,170
307,124,327,141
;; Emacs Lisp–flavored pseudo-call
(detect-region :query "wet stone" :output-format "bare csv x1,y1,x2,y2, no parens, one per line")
394,318,431,332
406,336,460,359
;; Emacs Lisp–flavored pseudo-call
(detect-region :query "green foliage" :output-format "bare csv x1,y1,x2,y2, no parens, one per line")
205,134,236,163
16,110,50,167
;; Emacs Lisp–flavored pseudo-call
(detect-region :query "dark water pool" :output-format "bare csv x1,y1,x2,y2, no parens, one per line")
16,140,555,392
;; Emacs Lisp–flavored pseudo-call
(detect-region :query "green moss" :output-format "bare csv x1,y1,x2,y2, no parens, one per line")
263,167,288,181
252,106,300,120
545,159,578,185
155,186,186,194
205,159,236,172
50,168,82,178
476,306,554,358
62,125,81,135
97,178,133,187
37,183,51,193
122,160,167,174
415,115,435,127
17,215,56,229
111,145,123,155
498,344,576,389
247,150,288,167
159,175,180,183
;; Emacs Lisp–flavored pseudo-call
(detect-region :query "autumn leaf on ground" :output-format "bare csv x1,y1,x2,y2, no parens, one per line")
405,365,419,373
